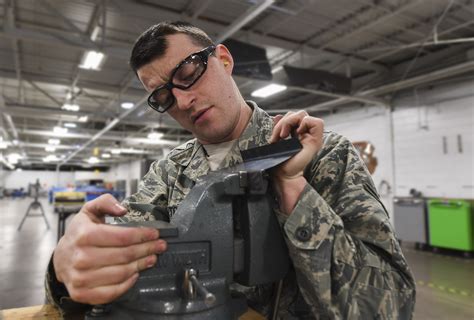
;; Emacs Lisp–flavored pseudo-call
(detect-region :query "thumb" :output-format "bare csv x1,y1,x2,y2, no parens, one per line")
81,193,127,223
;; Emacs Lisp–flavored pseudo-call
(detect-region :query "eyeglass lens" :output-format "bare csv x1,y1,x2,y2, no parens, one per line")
149,54,207,111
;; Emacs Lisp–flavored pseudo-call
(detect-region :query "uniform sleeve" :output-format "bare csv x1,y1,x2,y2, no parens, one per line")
279,132,416,319
45,159,171,313
118,158,170,222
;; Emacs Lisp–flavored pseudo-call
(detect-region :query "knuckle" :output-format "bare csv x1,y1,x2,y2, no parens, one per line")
116,230,132,246
123,247,138,261
72,249,89,269
70,272,87,288
75,226,91,245
69,288,86,303
120,266,135,282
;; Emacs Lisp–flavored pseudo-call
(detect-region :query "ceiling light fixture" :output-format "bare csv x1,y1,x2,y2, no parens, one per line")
45,146,56,152
78,115,88,122
64,122,77,128
53,126,68,134
147,132,164,140
48,138,60,145
43,155,59,163
251,84,287,98
62,103,80,112
7,153,22,164
88,156,99,164
121,102,134,109
79,51,105,70
101,153,111,158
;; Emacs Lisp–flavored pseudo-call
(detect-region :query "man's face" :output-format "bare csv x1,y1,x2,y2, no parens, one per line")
137,34,246,144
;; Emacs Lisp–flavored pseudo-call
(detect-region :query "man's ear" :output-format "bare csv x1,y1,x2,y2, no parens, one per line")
215,44,233,73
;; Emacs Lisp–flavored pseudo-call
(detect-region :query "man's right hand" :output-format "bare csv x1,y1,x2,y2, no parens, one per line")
53,194,167,305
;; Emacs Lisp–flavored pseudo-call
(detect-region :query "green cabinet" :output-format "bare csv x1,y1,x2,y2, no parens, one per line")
428,199,473,251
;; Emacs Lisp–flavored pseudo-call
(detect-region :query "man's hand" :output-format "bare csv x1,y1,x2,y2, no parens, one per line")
270,111,324,215
53,194,167,305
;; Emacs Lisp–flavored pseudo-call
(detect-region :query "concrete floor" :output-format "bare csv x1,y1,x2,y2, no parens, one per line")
1,197,473,319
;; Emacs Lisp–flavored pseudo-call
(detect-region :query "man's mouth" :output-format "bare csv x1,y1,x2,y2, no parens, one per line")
191,107,211,124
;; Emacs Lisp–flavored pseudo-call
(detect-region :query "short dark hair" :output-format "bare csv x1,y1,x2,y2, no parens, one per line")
129,21,215,73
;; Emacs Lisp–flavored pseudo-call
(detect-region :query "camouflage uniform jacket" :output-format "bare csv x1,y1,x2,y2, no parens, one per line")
46,102,416,319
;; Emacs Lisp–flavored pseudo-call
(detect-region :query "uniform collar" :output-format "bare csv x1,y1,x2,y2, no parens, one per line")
168,101,273,168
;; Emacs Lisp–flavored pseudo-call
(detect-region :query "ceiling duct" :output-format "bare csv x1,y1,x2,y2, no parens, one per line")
283,65,352,94
223,39,272,80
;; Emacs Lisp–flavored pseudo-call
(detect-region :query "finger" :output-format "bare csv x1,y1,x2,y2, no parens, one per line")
82,194,127,222
76,223,160,247
270,112,294,143
71,272,139,305
272,114,283,125
296,116,324,136
277,111,308,139
73,239,167,269
70,254,158,290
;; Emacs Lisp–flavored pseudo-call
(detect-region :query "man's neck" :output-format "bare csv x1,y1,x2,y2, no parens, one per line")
199,100,253,145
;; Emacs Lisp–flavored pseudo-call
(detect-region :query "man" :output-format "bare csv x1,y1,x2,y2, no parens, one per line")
46,21,416,319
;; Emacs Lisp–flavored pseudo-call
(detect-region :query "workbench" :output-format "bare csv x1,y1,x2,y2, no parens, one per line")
0,304,265,319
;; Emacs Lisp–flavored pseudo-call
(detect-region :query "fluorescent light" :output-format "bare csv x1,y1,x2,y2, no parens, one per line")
53,126,68,134
0,141,8,149
271,66,283,74
147,132,164,140
64,122,77,128
78,115,88,122
111,149,121,154
251,84,287,98
12,139,19,145
62,103,80,112
45,146,56,152
121,102,134,109
90,26,101,41
101,153,111,158
48,138,60,145
7,153,22,164
43,155,59,162
79,51,105,70
88,156,99,164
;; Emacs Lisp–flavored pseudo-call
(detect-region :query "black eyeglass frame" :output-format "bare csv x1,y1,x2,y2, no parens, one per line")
147,45,217,113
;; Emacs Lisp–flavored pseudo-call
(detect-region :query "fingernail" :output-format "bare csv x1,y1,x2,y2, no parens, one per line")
149,229,159,240
114,203,127,212
156,240,167,251
146,255,156,268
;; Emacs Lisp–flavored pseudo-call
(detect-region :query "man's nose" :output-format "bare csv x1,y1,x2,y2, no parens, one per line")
172,87,195,110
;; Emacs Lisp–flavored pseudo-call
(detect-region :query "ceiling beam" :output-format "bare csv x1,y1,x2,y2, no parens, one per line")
304,60,474,112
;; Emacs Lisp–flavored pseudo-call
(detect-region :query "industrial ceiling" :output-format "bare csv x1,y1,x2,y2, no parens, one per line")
0,0,473,170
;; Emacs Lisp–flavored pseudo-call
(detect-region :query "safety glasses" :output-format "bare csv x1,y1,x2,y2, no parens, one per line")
147,45,216,113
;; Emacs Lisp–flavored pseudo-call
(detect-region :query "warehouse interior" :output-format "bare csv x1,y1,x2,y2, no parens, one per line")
0,0,473,318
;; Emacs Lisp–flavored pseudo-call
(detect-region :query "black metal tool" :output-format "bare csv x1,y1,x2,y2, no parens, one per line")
86,138,302,320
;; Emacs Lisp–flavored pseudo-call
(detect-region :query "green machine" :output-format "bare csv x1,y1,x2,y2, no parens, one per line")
428,199,474,252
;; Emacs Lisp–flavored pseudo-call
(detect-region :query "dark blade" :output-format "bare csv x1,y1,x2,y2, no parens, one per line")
239,137,302,172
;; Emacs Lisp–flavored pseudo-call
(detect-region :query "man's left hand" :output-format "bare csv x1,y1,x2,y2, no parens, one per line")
270,111,324,214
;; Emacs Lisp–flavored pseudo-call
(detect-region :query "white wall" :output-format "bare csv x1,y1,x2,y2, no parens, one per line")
321,78,474,223
392,80,474,199
0,170,75,190
0,159,147,198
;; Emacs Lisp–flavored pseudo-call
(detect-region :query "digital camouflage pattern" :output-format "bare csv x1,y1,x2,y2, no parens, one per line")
120,102,416,319
45,102,416,319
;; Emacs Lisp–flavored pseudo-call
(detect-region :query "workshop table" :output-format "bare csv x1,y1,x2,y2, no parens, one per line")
0,304,266,319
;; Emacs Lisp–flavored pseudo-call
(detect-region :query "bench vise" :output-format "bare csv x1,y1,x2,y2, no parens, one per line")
86,138,302,320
